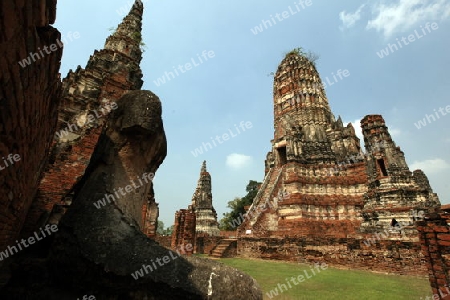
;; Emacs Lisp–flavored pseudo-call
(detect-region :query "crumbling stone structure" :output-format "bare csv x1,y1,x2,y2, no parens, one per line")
21,0,160,239
191,161,220,236
417,212,450,299
360,115,440,232
0,0,62,266
1,89,262,299
237,50,440,275
171,206,197,252
171,161,220,253
0,1,263,298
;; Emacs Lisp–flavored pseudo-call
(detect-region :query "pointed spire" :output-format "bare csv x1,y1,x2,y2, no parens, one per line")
104,0,144,62
336,116,343,128
201,160,207,173
191,160,220,236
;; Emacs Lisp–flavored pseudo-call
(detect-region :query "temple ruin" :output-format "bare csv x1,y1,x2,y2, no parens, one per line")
191,161,220,236
22,0,160,239
0,0,447,297
236,50,441,275
171,161,221,252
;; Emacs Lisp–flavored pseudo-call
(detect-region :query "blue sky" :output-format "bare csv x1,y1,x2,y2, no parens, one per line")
55,0,450,227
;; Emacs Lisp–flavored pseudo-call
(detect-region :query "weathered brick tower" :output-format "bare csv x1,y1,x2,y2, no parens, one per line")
239,50,368,238
191,161,220,236
360,115,440,231
21,0,159,238
237,51,440,274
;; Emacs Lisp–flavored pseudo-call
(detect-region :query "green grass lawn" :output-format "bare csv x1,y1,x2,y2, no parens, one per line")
218,258,431,300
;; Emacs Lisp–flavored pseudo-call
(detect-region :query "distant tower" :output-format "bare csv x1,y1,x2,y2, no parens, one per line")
191,161,220,236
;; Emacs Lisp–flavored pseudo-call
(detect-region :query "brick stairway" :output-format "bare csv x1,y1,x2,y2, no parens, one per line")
209,239,237,258
245,167,281,225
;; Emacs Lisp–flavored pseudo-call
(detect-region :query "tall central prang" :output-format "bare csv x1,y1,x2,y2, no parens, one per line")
272,49,361,166
238,49,440,239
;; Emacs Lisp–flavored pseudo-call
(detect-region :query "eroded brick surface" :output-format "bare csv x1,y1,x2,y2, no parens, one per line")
0,0,62,257
418,214,450,299
20,2,160,238
171,207,196,253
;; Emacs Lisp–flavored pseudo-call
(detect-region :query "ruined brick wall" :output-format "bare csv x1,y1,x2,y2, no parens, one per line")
171,208,196,252
223,241,238,258
195,235,222,254
0,0,62,255
220,231,238,238
154,234,172,249
238,236,427,275
143,200,159,238
417,214,450,299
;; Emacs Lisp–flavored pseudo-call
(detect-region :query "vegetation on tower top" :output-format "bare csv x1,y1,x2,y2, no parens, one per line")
285,47,320,66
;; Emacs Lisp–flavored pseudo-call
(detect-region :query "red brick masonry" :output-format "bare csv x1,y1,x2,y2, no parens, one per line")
417,213,450,299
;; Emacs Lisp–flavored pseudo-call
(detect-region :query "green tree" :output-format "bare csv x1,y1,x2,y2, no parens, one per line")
157,220,164,235
219,197,242,230
219,180,261,230
163,225,174,236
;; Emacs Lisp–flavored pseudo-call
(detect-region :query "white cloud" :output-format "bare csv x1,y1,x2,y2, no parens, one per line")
410,158,450,173
339,4,366,30
388,127,401,137
226,153,252,169
367,0,450,38
347,119,364,142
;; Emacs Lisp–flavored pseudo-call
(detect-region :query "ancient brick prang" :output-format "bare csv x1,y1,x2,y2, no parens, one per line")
272,52,361,164
0,0,62,263
22,0,149,238
171,161,220,253
239,52,368,239
361,115,440,232
191,161,220,236
237,50,440,275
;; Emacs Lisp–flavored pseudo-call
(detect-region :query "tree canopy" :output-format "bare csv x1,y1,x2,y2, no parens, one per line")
157,221,174,236
219,180,261,230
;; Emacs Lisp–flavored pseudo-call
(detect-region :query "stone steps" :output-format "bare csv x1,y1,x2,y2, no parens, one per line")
209,239,237,258
249,166,284,236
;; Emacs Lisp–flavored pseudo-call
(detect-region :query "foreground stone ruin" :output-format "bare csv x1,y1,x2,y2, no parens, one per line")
0,1,262,299
417,211,450,299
